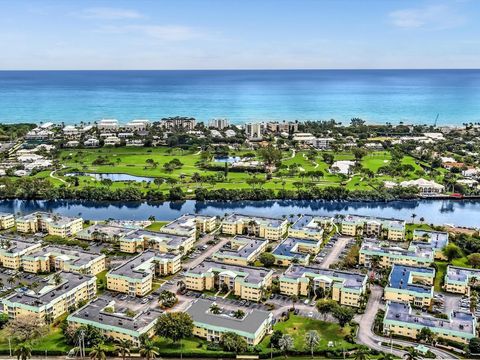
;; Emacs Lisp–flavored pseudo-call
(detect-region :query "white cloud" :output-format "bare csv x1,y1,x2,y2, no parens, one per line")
97,24,202,42
79,7,143,20
389,4,465,29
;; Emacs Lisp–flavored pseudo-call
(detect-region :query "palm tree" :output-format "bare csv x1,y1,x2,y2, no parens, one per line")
14,343,32,360
53,272,62,286
403,349,421,360
209,304,221,314
233,309,245,319
411,213,417,224
89,343,107,360
278,334,294,358
139,341,159,360
115,339,132,360
304,330,320,358
354,348,371,360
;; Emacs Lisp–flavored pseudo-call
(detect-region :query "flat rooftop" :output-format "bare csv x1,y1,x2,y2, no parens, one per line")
77,224,135,239
18,212,81,227
343,214,405,229
0,237,41,254
214,236,267,260
413,230,449,251
4,272,94,307
186,299,271,336
446,266,480,284
282,264,366,290
123,229,191,248
108,250,178,279
186,260,271,285
68,297,161,335
385,301,475,337
162,214,198,234
272,237,320,260
23,245,104,267
360,239,433,260
224,214,286,228
290,215,332,231
388,265,434,294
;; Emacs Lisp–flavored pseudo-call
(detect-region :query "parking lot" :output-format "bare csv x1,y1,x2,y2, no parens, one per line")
0,268,47,294
102,290,159,312
315,236,354,269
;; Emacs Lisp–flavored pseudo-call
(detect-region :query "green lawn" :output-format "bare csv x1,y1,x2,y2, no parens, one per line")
0,326,70,354
146,221,169,231
434,257,470,291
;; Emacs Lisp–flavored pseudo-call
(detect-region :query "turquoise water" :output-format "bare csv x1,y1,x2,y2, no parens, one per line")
1,69,480,125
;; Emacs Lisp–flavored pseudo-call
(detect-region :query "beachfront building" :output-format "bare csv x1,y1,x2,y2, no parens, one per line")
161,214,217,237
279,264,367,307
183,260,273,302
16,212,83,237
106,250,181,297
272,237,322,266
97,119,119,132
0,213,15,230
444,266,480,296
67,297,161,345
124,119,150,132
289,215,334,240
341,215,405,240
213,236,268,266
359,239,434,268
2,272,96,320
383,301,476,344
119,229,194,255
244,123,264,140
0,238,42,269
76,224,135,242
160,117,196,131
221,214,287,241
399,178,445,195
412,229,449,260
209,118,230,129
384,265,435,307
186,299,273,346
266,121,299,134
21,245,106,275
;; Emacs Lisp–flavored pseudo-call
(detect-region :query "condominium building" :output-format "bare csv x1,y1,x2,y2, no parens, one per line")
383,301,476,344
0,213,15,230
183,260,273,302
162,214,217,237
412,230,449,260
107,250,181,297
2,272,96,320
124,119,150,132
341,215,405,241
384,265,435,307
279,265,367,307
213,236,269,266
221,214,287,240
76,224,135,242
186,299,273,346
244,123,264,140
16,212,83,237
119,229,194,255
209,118,230,129
97,119,119,131
266,121,299,134
0,238,42,269
272,237,322,266
160,117,196,131
21,245,106,275
359,239,434,268
67,297,161,345
444,266,480,296
289,215,333,241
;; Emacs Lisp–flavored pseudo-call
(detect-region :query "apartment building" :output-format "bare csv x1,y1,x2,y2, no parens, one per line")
384,265,435,307
186,299,273,346
162,214,217,237
279,265,367,307
272,237,322,266
289,215,334,241
412,230,449,260
266,121,299,134
0,213,15,230
213,236,268,266
124,119,150,132
359,239,434,268
76,224,135,242
383,301,476,344
67,297,161,345
16,212,83,237
160,117,196,130
0,238,42,269
221,214,287,241
97,119,119,132
209,118,230,129
183,260,273,302
244,123,264,140
341,215,405,241
107,250,181,297
21,245,106,275
2,272,96,320
119,229,194,255
444,266,480,296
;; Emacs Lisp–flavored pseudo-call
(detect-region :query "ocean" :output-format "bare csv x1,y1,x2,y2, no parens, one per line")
0,69,480,125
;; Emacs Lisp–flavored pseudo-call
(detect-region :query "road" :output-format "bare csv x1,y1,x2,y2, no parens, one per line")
319,236,351,269
357,285,459,359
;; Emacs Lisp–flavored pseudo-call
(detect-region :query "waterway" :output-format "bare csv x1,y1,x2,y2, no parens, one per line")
0,199,479,228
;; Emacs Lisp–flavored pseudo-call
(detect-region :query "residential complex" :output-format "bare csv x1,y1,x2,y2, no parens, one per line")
161,214,217,237
0,212,15,230
16,212,83,237
221,214,287,240
272,237,322,266
341,215,405,241
0,238,42,269
2,272,96,320
444,266,480,295
384,265,435,307
119,229,194,254
279,264,367,307
67,297,161,345
186,299,273,346
289,215,334,240
384,301,476,344
412,229,449,260
183,260,273,302
76,224,135,242
213,236,268,266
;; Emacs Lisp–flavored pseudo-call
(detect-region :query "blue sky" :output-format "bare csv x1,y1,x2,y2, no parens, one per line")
0,0,479,69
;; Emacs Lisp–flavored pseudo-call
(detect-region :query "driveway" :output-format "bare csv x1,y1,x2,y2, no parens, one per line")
319,236,351,269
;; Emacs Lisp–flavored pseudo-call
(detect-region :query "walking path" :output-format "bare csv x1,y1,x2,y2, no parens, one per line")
50,169,68,186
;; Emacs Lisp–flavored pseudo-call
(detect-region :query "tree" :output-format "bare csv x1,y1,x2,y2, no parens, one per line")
304,330,320,358
259,252,275,267
209,304,221,314
378,353,394,360
115,339,132,360
258,145,283,167
316,299,337,320
354,348,371,360
416,327,434,344
403,348,421,360
5,315,47,342
233,309,245,319
159,290,177,308
332,305,355,327
155,312,193,359
89,343,107,360
469,337,480,354
53,272,62,286
278,334,294,358
270,330,283,348
442,243,462,262
468,253,480,268
220,332,248,353
139,341,159,360
14,343,32,360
